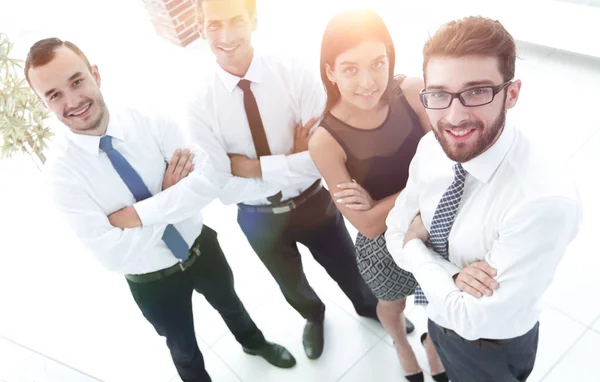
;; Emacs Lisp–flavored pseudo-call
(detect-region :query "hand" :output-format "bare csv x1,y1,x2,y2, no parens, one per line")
403,213,429,248
293,117,319,153
454,261,499,298
163,148,195,190
228,154,262,178
108,206,142,229
333,181,375,210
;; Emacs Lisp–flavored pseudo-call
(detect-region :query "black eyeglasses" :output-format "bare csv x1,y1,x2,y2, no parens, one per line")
419,81,512,110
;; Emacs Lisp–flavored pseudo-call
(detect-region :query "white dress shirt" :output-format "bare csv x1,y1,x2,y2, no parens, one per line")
187,50,324,205
44,106,223,275
385,122,581,340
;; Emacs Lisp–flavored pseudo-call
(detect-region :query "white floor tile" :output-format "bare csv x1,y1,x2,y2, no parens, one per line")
210,294,381,382
0,338,47,382
542,129,600,326
337,340,411,382
592,316,600,334
526,307,588,382
542,329,600,382
168,350,242,382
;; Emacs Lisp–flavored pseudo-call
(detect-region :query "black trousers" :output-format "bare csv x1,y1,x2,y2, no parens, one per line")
127,226,266,382
428,319,539,382
237,187,378,322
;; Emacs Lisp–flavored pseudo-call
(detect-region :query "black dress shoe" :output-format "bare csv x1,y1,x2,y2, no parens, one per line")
303,320,324,359
243,341,296,368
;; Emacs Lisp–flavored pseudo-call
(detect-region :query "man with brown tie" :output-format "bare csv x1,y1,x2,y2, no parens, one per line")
187,0,400,360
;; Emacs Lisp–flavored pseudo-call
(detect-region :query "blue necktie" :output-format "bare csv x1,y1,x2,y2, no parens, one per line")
99,135,190,261
414,163,467,305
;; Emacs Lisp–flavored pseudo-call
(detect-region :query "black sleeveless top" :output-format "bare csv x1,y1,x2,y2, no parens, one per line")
320,76,424,201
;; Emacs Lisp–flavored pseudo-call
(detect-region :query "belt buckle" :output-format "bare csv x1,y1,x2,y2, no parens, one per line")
272,200,296,214
178,252,197,272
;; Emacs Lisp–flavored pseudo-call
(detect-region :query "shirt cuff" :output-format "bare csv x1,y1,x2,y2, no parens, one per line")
403,239,461,303
260,154,288,183
133,197,162,227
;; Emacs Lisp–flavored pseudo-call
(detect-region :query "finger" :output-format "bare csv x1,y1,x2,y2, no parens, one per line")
336,196,362,204
174,151,188,178
336,182,360,190
299,121,311,138
456,281,483,298
472,261,498,277
468,268,499,289
303,117,319,133
346,203,370,210
333,189,360,198
460,274,493,296
182,157,194,177
167,149,181,175
295,121,302,140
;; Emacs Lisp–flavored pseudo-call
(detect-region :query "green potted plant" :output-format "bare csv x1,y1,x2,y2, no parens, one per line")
0,32,53,168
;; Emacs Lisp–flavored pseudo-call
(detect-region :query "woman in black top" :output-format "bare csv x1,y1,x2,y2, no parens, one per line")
309,9,447,382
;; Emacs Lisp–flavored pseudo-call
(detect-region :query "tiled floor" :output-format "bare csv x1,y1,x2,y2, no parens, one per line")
1,1,600,381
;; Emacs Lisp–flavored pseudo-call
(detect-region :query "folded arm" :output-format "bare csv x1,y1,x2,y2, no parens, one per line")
394,197,578,340
47,176,167,274
187,100,281,205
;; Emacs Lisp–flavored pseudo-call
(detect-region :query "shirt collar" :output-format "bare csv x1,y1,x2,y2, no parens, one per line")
66,109,125,156
461,120,515,184
215,51,263,93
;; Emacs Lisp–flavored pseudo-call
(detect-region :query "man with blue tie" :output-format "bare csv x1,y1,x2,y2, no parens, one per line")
25,38,295,382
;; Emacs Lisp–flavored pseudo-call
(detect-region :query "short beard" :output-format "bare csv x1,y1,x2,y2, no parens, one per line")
67,95,107,134
433,109,506,163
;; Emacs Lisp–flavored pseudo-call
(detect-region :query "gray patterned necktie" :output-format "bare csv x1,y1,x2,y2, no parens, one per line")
414,163,467,305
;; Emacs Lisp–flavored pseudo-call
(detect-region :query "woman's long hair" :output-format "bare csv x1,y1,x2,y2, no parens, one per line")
320,9,396,116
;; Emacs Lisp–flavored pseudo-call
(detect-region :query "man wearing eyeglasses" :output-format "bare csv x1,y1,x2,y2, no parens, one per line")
385,16,581,382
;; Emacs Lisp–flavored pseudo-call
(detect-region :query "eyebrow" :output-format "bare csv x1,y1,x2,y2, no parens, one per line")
339,55,386,66
426,79,497,91
207,15,243,24
44,71,83,98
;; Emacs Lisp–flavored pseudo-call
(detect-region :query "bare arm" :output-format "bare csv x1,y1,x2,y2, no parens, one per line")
309,127,394,239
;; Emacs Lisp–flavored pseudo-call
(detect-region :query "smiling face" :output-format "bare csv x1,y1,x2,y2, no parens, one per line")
424,55,521,163
199,0,256,77
326,41,390,112
27,46,108,136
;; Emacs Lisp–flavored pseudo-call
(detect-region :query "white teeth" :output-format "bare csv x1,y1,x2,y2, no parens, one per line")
220,45,239,52
357,91,376,96
71,104,90,116
449,129,472,137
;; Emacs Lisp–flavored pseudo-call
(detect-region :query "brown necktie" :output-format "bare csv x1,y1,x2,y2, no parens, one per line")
238,79,282,204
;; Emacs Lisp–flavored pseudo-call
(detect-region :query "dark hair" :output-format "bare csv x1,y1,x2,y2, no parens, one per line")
25,38,92,87
423,16,516,83
319,9,395,115
194,0,257,26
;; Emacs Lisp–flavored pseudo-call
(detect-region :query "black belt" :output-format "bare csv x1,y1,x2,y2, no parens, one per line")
237,180,322,214
125,246,200,284
435,323,509,349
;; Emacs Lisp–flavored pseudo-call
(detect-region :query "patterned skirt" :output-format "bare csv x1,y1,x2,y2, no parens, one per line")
355,232,419,301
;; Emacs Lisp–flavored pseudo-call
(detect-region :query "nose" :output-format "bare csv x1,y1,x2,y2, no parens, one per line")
445,97,470,126
219,25,237,45
63,91,80,110
358,70,375,90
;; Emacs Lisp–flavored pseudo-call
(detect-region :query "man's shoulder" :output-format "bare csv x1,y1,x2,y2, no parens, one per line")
503,128,578,202
43,133,77,185
188,69,222,108
258,49,315,79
